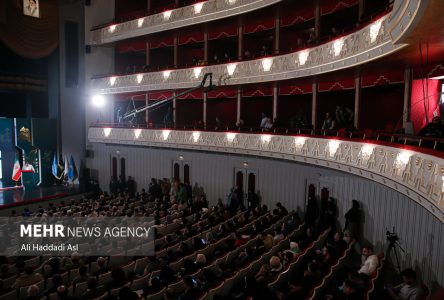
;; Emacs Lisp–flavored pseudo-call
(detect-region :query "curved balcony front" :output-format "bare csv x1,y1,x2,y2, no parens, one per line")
89,0,283,46
90,0,427,95
88,126,444,223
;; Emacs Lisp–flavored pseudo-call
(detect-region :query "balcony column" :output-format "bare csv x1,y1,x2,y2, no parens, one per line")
147,0,151,15
203,92,208,129
314,0,321,43
173,92,177,127
273,83,278,120
145,93,149,125
274,6,280,54
403,66,412,128
358,0,365,21
237,87,242,124
174,32,178,68
175,0,179,8
237,17,244,60
204,25,209,62
312,82,318,129
145,41,150,68
354,72,362,129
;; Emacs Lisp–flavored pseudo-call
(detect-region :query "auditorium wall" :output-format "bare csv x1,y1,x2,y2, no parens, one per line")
88,143,444,287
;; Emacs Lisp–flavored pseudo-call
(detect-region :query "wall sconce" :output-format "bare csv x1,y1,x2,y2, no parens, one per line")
192,131,200,142
333,39,344,57
243,161,249,168
226,132,237,142
194,2,204,14
193,67,203,78
108,25,117,33
137,18,145,28
261,134,272,143
178,155,184,160
328,140,340,156
369,19,383,43
294,137,306,149
298,50,309,66
227,63,237,76
163,10,172,20
162,129,171,140
103,128,112,137
109,76,117,86
395,151,411,167
136,74,144,84
134,129,142,139
163,70,172,80
261,58,273,72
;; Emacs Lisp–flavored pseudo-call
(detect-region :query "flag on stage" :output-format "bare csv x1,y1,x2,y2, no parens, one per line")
68,155,76,182
12,155,22,181
63,156,68,179
52,154,58,178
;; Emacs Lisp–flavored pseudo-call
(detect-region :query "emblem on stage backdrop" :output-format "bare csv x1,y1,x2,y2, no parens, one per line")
19,127,31,143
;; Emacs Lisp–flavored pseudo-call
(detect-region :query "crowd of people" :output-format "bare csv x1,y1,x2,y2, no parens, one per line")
0,175,439,300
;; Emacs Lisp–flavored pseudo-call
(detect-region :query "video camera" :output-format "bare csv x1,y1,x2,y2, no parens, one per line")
386,229,399,244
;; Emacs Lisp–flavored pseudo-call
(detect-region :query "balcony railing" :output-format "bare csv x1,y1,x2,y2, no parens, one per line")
88,125,444,223
91,13,395,94
89,0,283,45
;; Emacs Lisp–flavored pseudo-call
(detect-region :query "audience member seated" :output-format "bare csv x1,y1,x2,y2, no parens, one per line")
285,262,321,299
12,266,43,289
384,268,424,300
260,232,274,250
418,116,444,138
357,246,379,277
82,278,105,299
24,284,41,300
178,276,201,300
255,264,272,284
273,228,285,245
269,256,284,274
142,277,163,296
0,279,11,296
322,112,336,130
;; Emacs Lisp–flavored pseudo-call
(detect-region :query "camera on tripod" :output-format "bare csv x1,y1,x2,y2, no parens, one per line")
386,230,399,244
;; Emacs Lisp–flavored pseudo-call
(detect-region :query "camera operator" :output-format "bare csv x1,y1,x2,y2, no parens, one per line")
383,269,424,300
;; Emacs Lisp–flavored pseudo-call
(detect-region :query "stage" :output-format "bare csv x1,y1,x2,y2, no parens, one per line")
0,183,80,209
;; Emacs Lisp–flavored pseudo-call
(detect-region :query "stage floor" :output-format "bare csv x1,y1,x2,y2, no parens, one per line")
0,184,80,208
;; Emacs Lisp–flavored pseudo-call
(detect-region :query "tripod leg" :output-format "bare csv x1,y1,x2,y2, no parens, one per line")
392,246,402,273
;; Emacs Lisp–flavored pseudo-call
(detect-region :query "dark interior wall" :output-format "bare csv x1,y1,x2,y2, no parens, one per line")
0,92,26,117
150,47,174,70
115,0,147,20
320,6,359,37
208,37,237,62
207,99,237,128
278,94,312,128
115,52,146,74
360,84,404,130
316,89,355,128
178,44,204,68
243,32,274,58
176,99,203,126
147,101,169,126
242,96,273,127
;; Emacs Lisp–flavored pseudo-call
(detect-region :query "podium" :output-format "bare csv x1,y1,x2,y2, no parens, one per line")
22,170,38,190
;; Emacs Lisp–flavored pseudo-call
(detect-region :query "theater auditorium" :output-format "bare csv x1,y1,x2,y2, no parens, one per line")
1,0,444,299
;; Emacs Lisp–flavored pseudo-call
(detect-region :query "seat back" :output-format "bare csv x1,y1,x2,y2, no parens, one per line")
0,290,16,300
